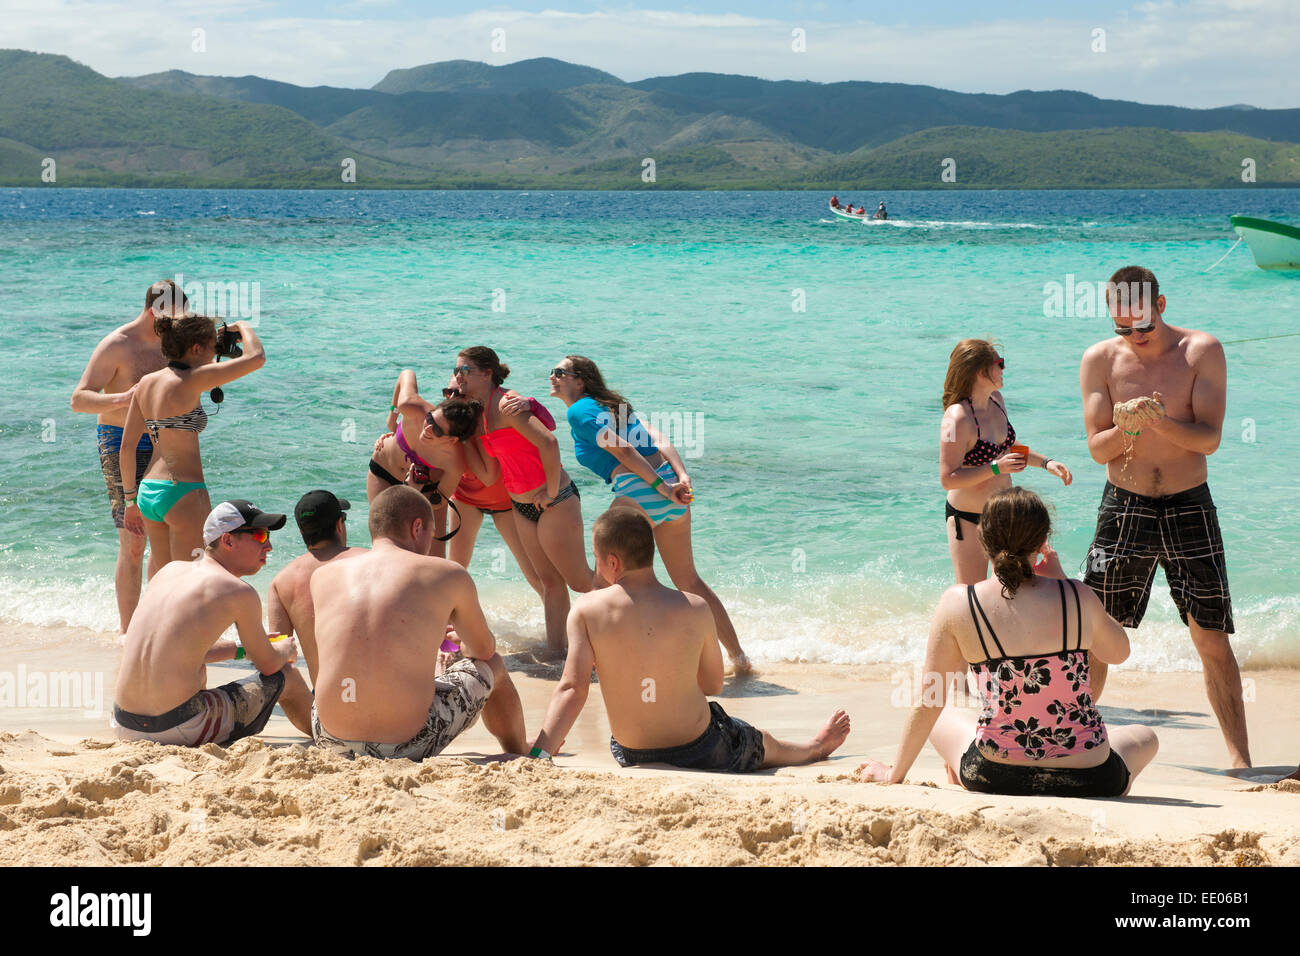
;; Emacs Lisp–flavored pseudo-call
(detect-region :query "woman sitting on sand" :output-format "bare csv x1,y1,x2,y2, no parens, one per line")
120,317,263,566
858,487,1158,797
455,346,593,654
940,338,1072,584
544,354,752,674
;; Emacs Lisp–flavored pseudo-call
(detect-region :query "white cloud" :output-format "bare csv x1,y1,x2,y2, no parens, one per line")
3,0,1295,108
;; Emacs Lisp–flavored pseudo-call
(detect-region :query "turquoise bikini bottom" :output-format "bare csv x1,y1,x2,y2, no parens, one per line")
137,478,207,523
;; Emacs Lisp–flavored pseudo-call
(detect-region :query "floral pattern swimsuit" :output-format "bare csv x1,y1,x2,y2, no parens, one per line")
968,579,1109,760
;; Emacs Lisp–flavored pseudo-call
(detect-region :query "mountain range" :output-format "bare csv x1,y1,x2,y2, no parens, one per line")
2,50,1298,189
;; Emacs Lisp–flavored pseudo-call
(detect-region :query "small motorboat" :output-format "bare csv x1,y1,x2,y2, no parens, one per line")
1230,215,1300,270
829,200,867,221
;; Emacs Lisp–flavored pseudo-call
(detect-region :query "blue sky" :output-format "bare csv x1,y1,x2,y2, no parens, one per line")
8,0,1298,108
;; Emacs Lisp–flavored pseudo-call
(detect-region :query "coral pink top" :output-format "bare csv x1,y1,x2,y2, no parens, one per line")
479,395,556,495
968,579,1109,761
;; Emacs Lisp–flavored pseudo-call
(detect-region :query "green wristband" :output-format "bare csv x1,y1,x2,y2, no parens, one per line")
233,645,245,661
528,746,551,760
990,462,1000,476
650,476,664,490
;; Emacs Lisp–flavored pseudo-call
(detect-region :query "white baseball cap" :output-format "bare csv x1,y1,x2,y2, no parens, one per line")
203,499,287,546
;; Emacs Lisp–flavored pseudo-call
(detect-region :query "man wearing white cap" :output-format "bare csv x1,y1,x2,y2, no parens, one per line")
112,499,314,746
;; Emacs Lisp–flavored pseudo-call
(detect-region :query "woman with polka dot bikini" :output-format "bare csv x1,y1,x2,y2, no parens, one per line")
939,339,1073,584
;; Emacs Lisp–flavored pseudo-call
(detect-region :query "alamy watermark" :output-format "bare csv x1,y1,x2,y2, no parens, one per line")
1043,276,1154,319
596,404,704,459
0,665,104,717
152,272,262,325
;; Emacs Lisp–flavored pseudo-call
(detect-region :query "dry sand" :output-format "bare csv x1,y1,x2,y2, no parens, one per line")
1,623,1297,866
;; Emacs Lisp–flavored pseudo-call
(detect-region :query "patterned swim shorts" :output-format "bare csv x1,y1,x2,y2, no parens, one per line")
111,670,286,747
1083,481,1233,633
97,424,153,529
311,657,494,761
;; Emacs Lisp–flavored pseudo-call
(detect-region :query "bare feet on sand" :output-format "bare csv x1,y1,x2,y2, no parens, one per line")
813,709,851,759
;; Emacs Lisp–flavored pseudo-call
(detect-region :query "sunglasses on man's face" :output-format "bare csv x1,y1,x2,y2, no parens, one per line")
1114,322,1156,337
551,367,577,379
235,528,270,543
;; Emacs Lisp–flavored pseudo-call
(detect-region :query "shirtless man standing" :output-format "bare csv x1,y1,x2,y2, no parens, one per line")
531,508,850,771
267,490,365,687
1080,265,1248,767
310,485,527,760
112,499,313,745
71,280,187,632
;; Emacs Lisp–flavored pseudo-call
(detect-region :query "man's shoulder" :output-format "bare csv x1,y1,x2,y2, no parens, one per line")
1174,326,1224,360
1081,337,1117,366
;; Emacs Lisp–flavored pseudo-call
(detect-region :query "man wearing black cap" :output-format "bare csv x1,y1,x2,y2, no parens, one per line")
111,499,314,746
268,490,367,687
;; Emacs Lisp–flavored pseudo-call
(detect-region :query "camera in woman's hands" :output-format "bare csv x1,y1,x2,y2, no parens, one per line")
215,323,243,359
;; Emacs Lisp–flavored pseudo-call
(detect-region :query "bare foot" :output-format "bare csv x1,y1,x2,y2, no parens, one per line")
812,709,851,759
731,652,754,677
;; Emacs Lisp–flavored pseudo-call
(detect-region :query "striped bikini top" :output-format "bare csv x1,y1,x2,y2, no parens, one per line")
968,579,1109,760
145,405,207,442
961,396,1015,467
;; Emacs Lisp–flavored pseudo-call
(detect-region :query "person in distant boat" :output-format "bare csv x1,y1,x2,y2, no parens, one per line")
112,499,313,746
267,490,366,688
874,202,888,220
1080,265,1247,768
71,279,187,633
856,487,1158,797
531,508,849,770
456,346,593,655
120,316,265,568
830,195,840,209
310,485,528,761
543,354,753,675
940,339,1072,584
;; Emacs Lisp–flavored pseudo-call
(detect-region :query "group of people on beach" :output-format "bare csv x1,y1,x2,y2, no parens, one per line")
74,268,1296,793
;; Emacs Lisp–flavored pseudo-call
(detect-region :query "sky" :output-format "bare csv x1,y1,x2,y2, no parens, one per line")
5,0,1298,109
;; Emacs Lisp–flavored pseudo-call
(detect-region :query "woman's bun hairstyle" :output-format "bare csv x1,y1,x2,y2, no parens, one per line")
978,487,1052,598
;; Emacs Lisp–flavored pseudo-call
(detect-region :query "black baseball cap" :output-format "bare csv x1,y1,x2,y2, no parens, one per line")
203,499,287,545
295,490,350,537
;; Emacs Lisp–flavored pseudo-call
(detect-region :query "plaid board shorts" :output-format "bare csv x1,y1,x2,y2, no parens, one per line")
312,657,494,761
1083,481,1234,633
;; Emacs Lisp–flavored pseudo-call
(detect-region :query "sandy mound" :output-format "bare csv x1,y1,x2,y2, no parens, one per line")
0,734,1292,867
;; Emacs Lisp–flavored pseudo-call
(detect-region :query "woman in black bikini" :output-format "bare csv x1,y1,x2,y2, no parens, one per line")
939,339,1072,584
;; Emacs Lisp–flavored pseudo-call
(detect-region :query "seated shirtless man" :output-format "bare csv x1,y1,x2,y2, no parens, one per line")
532,508,850,771
267,490,365,687
112,499,313,745
310,485,527,759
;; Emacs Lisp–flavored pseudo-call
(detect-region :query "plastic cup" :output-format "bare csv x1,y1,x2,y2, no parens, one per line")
1010,444,1030,457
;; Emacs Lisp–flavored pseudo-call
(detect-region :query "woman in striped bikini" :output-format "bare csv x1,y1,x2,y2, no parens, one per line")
121,316,265,568
858,487,1158,797
546,355,752,674
939,338,1073,584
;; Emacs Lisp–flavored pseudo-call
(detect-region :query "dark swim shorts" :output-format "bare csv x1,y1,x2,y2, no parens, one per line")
1083,481,1234,633
97,424,153,529
609,700,766,773
959,742,1130,798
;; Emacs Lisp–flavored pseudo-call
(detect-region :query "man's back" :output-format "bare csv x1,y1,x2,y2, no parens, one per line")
583,579,719,750
269,546,365,685
311,545,471,742
114,558,247,714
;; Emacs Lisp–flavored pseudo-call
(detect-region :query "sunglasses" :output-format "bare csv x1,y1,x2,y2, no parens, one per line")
992,358,1005,370
426,412,446,438
441,388,460,398
551,367,577,379
1114,322,1156,337
453,364,477,377
235,528,270,543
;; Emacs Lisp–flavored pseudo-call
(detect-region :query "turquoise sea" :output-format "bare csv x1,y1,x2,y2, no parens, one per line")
1,188,1297,671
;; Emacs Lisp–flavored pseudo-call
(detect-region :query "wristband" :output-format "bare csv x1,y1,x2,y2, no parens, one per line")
990,462,1000,476
1042,458,1053,469
1123,429,1141,437
233,645,245,660
528,746,551,760
650,476,664,490
390,404,398,412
